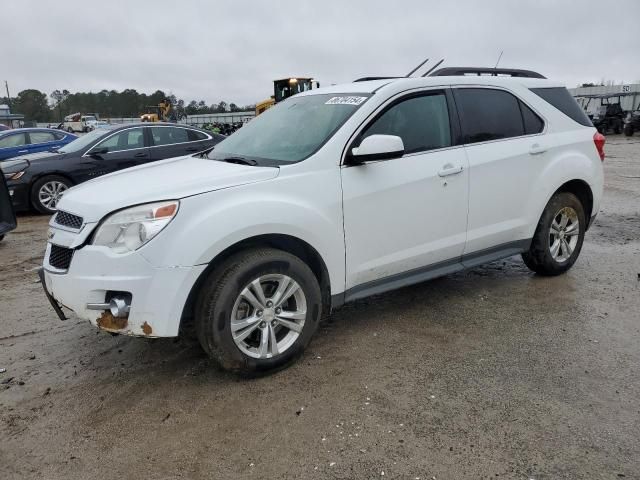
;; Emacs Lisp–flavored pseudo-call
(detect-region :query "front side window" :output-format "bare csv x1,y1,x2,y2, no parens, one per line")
359,92,452,154
209,93,370,165
94,128,145,153
0,133,27,148
456,88,526,143
150,127,190,146
29,132,56,144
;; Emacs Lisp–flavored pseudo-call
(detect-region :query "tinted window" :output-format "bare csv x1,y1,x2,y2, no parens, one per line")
0,133,27,148
530,87,592,127
187,129,208,141
360,93,451,154
150,127,189,146
29,132,56,144
520,102,544,134
456,88,524,143
95,128,145,153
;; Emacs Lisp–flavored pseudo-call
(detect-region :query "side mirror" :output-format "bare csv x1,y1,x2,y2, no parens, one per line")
347,135,404,165
89,147,108,157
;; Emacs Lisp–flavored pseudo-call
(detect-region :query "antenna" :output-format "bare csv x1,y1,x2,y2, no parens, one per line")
422,58,445,77
405,58,429,77
494,51,504,69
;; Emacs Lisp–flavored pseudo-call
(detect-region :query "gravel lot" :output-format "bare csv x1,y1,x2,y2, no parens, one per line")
1,137,639,480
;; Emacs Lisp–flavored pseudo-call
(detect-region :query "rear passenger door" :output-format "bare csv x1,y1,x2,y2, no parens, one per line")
149,126,204,161
452,87,546,255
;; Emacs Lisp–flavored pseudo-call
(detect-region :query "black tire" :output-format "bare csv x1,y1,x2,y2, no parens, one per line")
0,235,4,242
624,124,634,137
522,192,586,276
30,175,72,214
614,121,622,135
195,248,322,375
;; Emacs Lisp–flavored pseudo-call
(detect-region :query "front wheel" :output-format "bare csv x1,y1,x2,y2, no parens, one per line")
624,124,634,137
522,192,586,276
31,175,72,214
195,248,322,374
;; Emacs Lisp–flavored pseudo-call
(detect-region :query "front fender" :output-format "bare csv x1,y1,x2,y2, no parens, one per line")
139,175,345,295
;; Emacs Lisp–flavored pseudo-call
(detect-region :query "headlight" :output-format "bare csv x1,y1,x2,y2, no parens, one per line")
92,200,179,253
4,171,25,180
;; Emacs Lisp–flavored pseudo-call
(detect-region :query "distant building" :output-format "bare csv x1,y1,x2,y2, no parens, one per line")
569,84,640,116
0,104,24,128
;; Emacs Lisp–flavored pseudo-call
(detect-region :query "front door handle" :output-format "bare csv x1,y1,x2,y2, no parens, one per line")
18,150,28,154
529,143,547,155
134,152,148,158
438,165,463,177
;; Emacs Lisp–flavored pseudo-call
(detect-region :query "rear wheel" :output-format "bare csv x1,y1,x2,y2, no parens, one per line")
195,248,322,374
31,175,72,214
522,192,585,276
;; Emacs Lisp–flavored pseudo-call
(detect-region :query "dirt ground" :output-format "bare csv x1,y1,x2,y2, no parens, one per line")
1,138,639,480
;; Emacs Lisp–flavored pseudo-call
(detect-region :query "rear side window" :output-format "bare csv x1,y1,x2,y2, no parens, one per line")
520,102,544,134
150,127,190,146
530,87,593,127
360,92,452,154
187,129,209,141
29,132,56,144
455,88,524,143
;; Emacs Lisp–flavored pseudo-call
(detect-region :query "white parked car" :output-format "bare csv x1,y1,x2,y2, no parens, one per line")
41,67,605,374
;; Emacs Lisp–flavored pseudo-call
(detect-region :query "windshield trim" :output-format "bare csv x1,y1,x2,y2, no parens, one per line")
207,92,372,166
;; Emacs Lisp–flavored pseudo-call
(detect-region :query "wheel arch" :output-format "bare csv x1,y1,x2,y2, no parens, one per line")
179,233,332,334
29,172,76,209
553,179,594,228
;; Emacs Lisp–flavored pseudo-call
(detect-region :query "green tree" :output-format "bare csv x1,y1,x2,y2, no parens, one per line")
13,89,52,121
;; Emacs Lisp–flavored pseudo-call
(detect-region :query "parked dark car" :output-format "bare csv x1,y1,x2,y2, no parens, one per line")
0,173,17,242
0,123,225,214
0,128,77,161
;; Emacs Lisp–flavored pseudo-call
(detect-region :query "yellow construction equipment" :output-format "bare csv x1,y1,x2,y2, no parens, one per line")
140,100,173,122
256,78,319,115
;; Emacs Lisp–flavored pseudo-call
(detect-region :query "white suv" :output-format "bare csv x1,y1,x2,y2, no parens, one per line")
41,67,605,374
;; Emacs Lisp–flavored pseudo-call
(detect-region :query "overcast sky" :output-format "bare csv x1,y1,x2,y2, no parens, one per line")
4,0,639,106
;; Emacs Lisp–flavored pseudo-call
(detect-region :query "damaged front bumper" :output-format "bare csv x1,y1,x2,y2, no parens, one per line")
41,242,206,337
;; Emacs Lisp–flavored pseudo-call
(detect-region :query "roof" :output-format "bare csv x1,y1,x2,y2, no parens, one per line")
297,75,561,97
0,127,69,135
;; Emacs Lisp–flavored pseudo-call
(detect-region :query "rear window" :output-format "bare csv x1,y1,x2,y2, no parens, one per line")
530,87,593,127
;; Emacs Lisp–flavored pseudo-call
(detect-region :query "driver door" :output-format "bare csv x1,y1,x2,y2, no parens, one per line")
341,89,469,296
79,127,150,182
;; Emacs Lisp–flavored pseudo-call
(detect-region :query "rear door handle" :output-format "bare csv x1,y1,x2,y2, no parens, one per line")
18,150,28,154
438,165,463,177
529,143,547,155
134,152,148,158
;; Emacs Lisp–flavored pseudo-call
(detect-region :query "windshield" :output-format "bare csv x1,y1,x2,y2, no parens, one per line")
58,128,110,153
208,93,370,165
83,116,97,122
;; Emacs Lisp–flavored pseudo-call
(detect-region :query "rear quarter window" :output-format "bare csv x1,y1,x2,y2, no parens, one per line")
530,87,593,127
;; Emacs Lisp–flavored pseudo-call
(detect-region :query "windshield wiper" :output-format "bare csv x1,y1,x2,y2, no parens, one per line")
219,156,258,166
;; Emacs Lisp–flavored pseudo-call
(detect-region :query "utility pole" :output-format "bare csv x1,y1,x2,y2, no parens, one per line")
4,80,11,108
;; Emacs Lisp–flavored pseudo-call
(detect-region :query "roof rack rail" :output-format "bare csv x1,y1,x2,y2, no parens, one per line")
353,76,401,82
429,67,546,79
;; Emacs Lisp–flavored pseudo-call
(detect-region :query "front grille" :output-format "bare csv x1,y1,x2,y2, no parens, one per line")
49,245,74,270
55,210,83,230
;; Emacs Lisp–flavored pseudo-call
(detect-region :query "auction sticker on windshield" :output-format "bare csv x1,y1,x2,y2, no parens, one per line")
325,96,368,105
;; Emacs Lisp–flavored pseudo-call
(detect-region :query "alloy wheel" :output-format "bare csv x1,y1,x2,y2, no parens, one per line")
38,181,68,211
230,274,307,359
549,206,580,263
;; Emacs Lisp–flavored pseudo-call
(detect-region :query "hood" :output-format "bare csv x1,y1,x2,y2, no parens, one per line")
57,155,279,222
